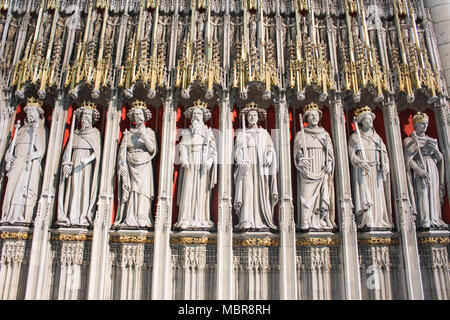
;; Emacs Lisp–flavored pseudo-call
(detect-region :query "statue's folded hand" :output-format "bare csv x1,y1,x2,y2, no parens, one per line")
240,162,249,175
119,166,128,178
201,159,213,174
63,163,73,177
359,159,373,172
299,158,311,171
5,152,15,166
415,167,429,181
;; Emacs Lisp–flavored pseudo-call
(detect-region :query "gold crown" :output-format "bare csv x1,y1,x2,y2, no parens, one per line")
304,102,320,113
192,99,208,109
26,97,43,109
354,106,372,117
413,112,429,125
81,101,97,110
245,102,259,109
131,100,147,109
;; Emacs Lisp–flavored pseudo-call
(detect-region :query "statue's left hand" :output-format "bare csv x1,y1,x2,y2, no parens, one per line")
81,157,91,166
264,152,273,167
25,160,32,171
201,159,213,174
139,127,149,140
427,139,440,155
326,162,333,174
31,151,41,161
440,185,445,200
382,165,389,178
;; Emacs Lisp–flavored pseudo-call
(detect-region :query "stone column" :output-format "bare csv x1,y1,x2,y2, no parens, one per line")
329,94,362,300
151,0,180,299
433,97,450,199
424,0,450,199
424,0,450,95
216,91,234,300
151,93,177,300
274,0,297,299
87,92,121,299
0,232,32,299
216,0,234,299
0,91,16,196
24,91,67,299
382,95,424,299
276,93,297,300
0,90,14,163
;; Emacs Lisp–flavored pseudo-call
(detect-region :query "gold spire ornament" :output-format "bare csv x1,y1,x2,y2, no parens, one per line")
339,0,387,103
232,0,278,100
12,0,58,99
391,0,441,103
119,0,165,99
288,0,335,102
175,0,222,99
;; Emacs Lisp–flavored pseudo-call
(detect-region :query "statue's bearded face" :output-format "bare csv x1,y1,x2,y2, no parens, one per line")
360,114,373,130
26,107,39,123
307,110,320,127
192,108,204,123
191,109,204,134
80,110,93,130
134,109,145,126
247,110,259,126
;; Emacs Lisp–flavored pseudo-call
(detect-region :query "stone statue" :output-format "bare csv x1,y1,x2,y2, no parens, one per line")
57,101,102,228
348,106,392,230
294,103,336,231
174,100,217,230
114,101,158,229
234,102,278,231
1,97,48,225
403,112,447,230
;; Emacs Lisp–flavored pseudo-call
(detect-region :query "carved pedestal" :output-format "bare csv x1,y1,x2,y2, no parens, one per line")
358,233,403,300
49,230,92,300
0,230,32,300
296,233,341,300
232,233,279,300
170,233,216,300
108,231,154,300
417,231,450,299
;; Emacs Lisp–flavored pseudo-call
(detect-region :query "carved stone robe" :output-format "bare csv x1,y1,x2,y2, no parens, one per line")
404,133,446,229
349,129,392,230
234,127,278,231
57,127,101,227
294,127,336,230
114,127,157,228
1,119,48,224
175,125,217,230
